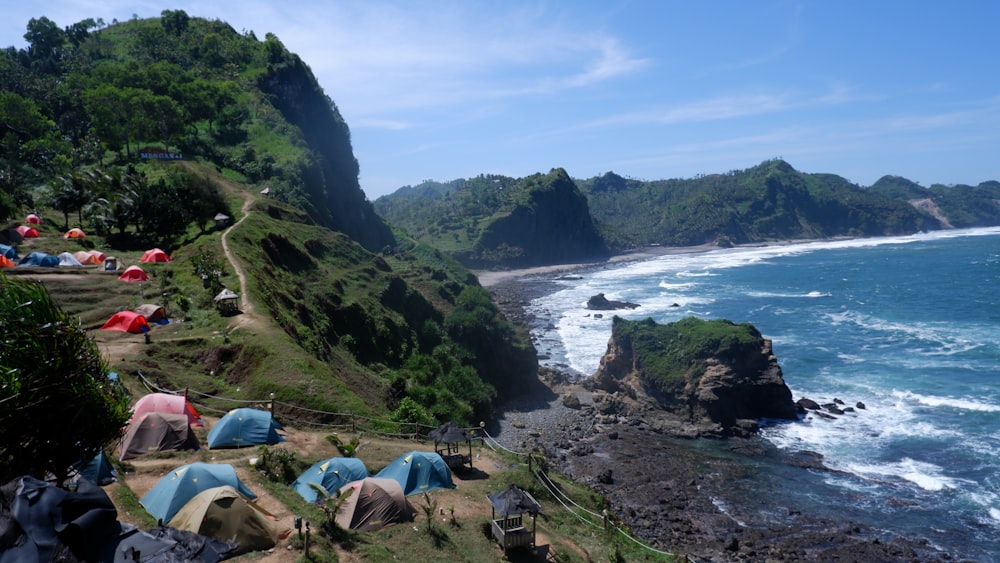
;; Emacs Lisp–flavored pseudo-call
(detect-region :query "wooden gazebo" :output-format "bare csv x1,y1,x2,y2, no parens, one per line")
429,421,474,471
213,288,239,314
487,484,542,555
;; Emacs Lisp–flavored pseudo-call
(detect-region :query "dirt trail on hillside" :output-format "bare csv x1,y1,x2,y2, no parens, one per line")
218,188,265,335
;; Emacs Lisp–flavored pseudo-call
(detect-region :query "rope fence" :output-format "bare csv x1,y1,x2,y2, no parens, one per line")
129,371,676,558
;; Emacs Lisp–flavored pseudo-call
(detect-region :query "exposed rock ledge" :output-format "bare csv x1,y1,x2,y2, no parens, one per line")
586,316,798,437
586,293,640,310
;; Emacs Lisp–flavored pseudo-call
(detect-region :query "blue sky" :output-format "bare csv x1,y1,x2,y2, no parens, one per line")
4,1,1000,199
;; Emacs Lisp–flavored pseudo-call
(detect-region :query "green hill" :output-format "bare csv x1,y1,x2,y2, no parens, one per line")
1,12,536,427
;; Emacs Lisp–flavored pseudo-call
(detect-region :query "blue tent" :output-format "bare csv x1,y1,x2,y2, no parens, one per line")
293,457,370,502
374,451,455,496
140,462,256,523
18,251,59,267
73,451,116,486
0,243,17,260
206,408,284,449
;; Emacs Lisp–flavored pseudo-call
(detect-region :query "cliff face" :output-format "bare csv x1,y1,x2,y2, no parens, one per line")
590,316,798,436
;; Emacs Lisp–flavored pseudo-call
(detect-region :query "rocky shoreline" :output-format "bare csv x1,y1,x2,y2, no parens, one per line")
486,275,958,562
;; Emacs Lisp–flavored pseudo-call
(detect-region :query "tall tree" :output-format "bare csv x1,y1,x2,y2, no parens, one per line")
0,274,130,484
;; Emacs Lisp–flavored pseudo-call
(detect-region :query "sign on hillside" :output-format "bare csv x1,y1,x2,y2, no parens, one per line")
139,147,184,160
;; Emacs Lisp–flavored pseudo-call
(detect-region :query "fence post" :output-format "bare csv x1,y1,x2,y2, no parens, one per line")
269,392,275,417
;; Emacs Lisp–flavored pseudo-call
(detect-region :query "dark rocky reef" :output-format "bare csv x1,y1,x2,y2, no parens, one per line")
588,316,798,437
586,293,640,310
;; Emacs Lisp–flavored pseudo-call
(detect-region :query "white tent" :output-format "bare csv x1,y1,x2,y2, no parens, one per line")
58,252,84,267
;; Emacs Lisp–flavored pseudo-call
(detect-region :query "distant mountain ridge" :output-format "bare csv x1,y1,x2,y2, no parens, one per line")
375,159,1000,267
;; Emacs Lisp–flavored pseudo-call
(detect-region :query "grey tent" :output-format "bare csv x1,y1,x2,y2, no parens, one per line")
117,412,200,460
134,303,167,324
335,478,416,532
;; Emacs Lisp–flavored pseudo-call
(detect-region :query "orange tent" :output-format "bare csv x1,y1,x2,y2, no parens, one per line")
15,226,38,238
100,311,149,333
118,265,150,282
74,251,100,265
25,214,42,224
63,227,87,239
139,248,171,263
0,255,13,268
88,249,107,262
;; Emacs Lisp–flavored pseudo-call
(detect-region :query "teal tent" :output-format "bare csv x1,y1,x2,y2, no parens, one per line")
140,462,256,523
206,408,284,449
72,451,116,486
18,251,59,267
293,457,369,502
0,243,17,260
374,451,455,496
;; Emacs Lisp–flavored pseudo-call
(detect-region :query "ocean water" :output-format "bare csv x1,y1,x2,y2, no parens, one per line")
526,227,1000,560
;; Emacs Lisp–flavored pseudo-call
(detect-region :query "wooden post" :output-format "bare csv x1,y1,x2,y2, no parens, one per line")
269,392,275,416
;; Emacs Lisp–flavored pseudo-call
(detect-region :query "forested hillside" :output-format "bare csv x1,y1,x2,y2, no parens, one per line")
0,12,536,425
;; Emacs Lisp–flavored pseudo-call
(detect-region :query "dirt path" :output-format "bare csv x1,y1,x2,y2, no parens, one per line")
219,192,265,335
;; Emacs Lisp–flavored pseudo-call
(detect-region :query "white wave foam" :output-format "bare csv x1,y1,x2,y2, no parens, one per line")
892,390,1000,413
847,458,959,492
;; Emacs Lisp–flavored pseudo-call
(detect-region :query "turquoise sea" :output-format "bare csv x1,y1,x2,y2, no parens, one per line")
526,227,1000,560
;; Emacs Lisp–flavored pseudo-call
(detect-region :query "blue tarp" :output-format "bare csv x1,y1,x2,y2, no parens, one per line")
0,243,17,260
293,457,370,502
18,251,58,267
374,451,455,496
140,462,256,524
206,408,284,449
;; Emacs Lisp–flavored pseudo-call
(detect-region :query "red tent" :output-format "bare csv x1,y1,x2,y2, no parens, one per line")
139,248,171,263
118,265,150,282
25,214,42,224
100,311,149,334
15,225,39,238
130,393,204,427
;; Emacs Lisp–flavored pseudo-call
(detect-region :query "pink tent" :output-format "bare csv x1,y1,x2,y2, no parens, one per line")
139,248,171,263
25,214,42,224
63,227,87,239
16,225,39,238
88,249,107,262
130,392,204,427
74,251,100,265
118,265,150,282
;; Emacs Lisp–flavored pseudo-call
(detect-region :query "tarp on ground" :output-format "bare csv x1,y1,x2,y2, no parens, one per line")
335,477,416,532
130,392,203,427
207,408,284,449
18,251,58,267
118,265,149,282
0,243,17,260
0,255,13,268
374,451,455,496
63,227,86,239
139,247,171,263
167,485,280,555
72,450,116,486
134,303,167,324
15,225,38,238
293,457,370,502
117,412,200,460
73,250,100,265
57,251,83,267
25,213,41,224
100,311,149,334
140,462,256,524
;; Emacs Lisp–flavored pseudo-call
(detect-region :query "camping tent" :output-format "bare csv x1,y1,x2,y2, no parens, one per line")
139,248,171,263
140,463,256,524
88,249,107,262
293,457,370,502
18,251,58,267
0,243,18,260
16,225,39,238
130,392,204,427
135,303,168,324
101,311,149,333
72,451,116,486
63,227,87,239
207,408,284,449
58,251,84,267
335,478,416,532
0,255,13,268
25,213,42,224
118,412,200,460
375,451,455,496
73,250,100,265
118,265,149,282
167,486,280,555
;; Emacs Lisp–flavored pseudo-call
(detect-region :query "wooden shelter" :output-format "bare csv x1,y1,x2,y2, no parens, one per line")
487,484,542,554
429,421,474,471
214,288,239,314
